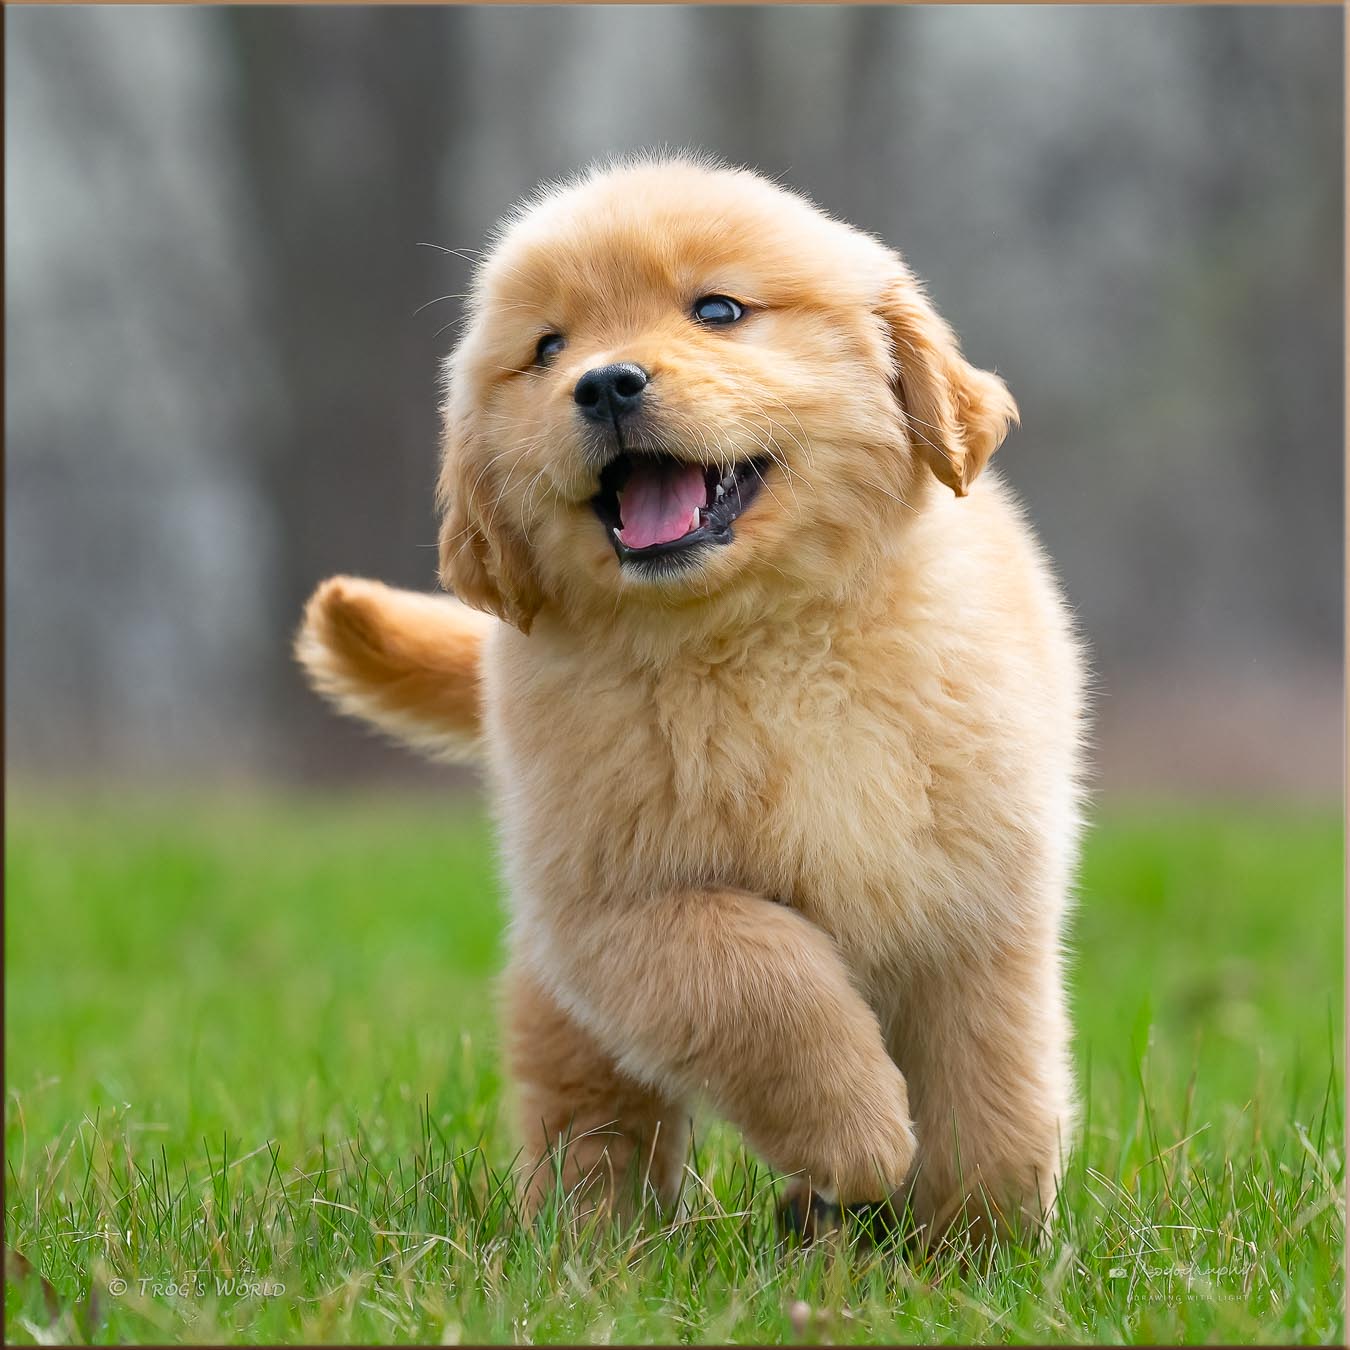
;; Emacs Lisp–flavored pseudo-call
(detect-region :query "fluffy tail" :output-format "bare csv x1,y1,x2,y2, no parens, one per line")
294,575,492,763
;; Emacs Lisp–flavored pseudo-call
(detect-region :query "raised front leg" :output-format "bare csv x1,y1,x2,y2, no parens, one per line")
525,888,916,1207
887,931,1074,1248
505,962,690,1222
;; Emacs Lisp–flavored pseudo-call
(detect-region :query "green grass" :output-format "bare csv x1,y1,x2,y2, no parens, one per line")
4,791,1344,1344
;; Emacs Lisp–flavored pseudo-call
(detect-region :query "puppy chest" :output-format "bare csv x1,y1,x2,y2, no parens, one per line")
495,654,952,940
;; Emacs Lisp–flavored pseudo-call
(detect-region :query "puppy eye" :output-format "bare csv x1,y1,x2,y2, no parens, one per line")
535,333,566,365
691,295,744,327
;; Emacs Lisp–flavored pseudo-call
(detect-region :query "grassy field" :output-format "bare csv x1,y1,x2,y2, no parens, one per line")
4,791,1343,1344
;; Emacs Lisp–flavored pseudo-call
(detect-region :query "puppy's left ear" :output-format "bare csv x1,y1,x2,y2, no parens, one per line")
879,270,1019,496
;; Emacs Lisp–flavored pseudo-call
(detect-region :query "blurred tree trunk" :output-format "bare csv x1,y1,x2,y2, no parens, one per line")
226,7,466,779
1182,7,1343,660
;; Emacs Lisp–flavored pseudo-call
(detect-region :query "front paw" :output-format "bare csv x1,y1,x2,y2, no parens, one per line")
776,1179,843,1241
830,1092,919,1205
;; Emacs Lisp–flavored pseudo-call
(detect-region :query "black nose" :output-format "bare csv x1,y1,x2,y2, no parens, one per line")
573,363,649,422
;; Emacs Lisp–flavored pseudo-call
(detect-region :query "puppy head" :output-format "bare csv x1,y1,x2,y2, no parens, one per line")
437,155,1016,633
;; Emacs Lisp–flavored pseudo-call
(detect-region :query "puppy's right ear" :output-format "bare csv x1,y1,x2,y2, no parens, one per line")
436,372,543,635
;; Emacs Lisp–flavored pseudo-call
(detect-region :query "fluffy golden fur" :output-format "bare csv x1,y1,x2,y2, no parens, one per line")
296,155,1086,1248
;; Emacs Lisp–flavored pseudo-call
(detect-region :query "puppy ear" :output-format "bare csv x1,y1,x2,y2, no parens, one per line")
436,391,543,635
879,271,1019,497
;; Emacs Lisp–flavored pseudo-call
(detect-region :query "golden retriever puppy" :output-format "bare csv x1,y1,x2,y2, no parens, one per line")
297,154,1085,1248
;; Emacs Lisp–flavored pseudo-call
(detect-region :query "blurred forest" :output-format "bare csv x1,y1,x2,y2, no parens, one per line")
5,5,1343,796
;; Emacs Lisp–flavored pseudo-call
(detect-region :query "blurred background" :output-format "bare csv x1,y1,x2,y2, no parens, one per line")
6,4,1343,798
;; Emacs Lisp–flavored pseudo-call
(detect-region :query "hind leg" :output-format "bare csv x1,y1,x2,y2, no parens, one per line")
888,931,1073,1249
505,962,690,1222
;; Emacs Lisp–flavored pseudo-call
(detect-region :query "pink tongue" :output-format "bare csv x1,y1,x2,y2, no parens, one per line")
617,462,706,549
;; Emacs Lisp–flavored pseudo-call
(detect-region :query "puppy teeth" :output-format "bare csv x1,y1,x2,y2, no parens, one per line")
612,527,622,541
714,483,725,500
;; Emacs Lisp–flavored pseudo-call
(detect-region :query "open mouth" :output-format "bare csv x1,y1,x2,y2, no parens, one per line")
591,452,772,570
